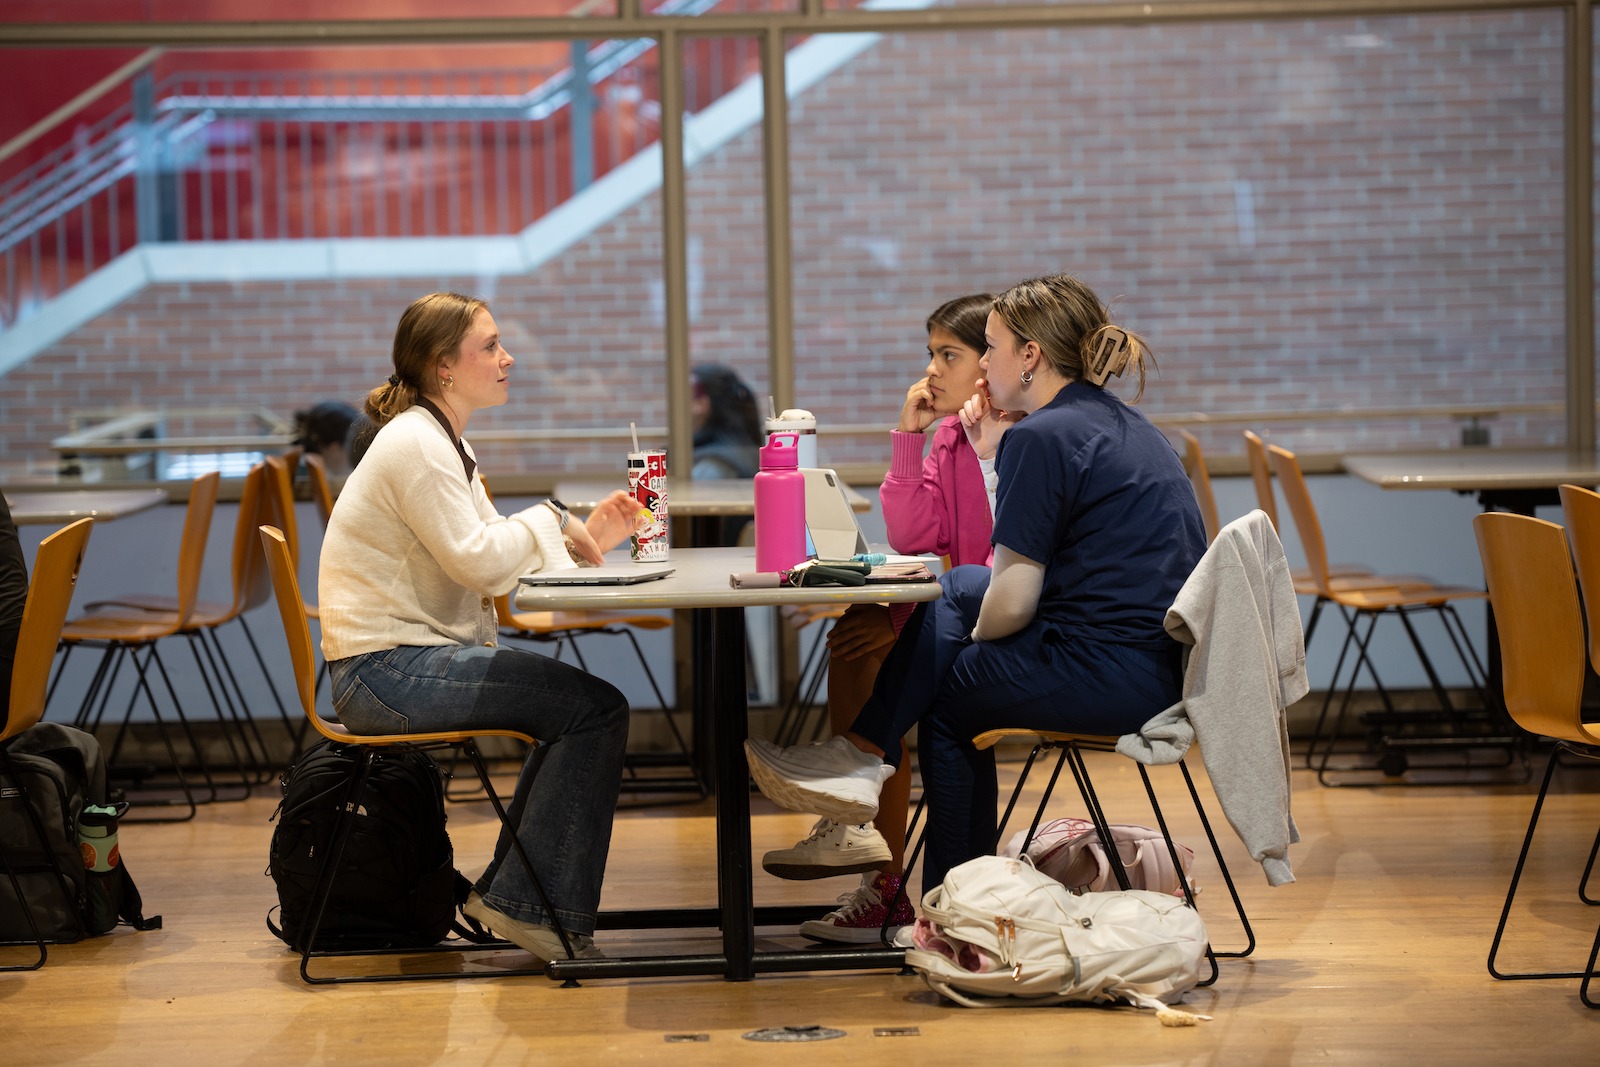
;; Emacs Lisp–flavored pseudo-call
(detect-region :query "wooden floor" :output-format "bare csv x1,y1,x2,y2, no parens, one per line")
4,746,1598,1065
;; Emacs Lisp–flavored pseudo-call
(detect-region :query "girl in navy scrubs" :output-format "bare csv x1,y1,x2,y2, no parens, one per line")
746,273,1207,894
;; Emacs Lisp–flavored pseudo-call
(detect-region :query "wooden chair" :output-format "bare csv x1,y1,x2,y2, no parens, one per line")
263,455,316,621
1176,430,1220,545
965,728,1253,981
84,462,295,777
262,454,331,713
1268,444,1518,784
1242,430,1443,712
50,471,245,819
1473,509,1600,1008
1,518,94,969
258,525,572,984
302,453,336,529
1559,484,1600,678
1243,430,1378,592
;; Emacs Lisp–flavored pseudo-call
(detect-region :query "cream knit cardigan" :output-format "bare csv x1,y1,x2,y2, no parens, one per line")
317,407,572,661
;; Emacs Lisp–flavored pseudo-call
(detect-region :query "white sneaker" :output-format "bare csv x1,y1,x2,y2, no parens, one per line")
462,892,602,961
762,818,893,880
744,735,893,824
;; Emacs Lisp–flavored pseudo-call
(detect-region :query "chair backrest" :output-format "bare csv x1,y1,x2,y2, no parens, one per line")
1266,444,1333,595
1242,430,1279,529
1472,511,1590,743
4,518,93,744
303,453,335,529
220,462,277,619
259,524,342,743
1176,430,1220,545
1559,483,1600,674
173,470,222,626
263,454,301,567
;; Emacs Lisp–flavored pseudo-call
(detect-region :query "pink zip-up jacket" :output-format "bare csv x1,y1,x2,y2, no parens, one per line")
881,419,994,631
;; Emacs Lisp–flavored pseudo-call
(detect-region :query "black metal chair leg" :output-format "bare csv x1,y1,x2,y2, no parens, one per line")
1486,746,1587,981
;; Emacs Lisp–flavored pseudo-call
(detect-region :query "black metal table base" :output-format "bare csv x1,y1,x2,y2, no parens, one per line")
550,606,910,983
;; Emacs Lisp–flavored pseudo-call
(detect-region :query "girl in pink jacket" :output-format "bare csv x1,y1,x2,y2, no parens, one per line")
762,293,1018,946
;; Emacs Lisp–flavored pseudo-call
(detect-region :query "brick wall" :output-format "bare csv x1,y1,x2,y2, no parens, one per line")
0,10,1572,478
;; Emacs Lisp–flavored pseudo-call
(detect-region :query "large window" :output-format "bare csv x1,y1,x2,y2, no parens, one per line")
0,4,1584,482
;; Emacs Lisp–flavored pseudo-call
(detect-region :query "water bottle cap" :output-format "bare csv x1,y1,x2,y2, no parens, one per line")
766,409,816,433
760,432,800,469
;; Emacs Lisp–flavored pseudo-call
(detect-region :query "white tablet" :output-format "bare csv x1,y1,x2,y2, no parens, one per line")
802,467,871,559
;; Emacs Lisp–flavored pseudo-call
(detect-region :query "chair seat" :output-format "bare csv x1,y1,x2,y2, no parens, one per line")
312,717,535,748
1292,570,1442,597
61,613,184,643
972,728,1117,750
79,597,237,629
1330,582,1487,610
502,608,671,634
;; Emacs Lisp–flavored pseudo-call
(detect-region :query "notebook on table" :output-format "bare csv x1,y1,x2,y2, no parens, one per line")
519,563,675,587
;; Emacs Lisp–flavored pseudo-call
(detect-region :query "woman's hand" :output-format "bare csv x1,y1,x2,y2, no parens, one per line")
569,490,650,564
825,603,898,661
958,379,1022,460
897,376,941,434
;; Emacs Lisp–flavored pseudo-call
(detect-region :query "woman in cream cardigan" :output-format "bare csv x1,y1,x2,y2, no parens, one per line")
319,291,643,962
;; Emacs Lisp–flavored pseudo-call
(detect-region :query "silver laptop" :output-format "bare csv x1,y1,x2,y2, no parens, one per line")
803,467,871,559
520,563,675,587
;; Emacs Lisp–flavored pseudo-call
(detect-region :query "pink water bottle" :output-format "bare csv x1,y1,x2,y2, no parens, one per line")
754,431,807,572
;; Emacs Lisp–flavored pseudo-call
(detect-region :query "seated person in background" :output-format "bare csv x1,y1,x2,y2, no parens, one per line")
318,291,645,961
690,363,762,480
292,400,361,478
760,293,1013,947
690,363,764,544
746,273,1207,898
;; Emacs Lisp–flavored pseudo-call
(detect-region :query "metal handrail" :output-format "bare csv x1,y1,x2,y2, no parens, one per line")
0,0,748,324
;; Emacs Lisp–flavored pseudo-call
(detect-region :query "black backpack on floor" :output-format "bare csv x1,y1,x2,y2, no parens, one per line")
0,723,161,943
267,739,463,952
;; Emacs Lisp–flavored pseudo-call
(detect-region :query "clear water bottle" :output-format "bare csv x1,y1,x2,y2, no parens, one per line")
754,431,807,572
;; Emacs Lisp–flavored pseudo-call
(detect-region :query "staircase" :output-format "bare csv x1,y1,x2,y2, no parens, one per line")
0,0,759,336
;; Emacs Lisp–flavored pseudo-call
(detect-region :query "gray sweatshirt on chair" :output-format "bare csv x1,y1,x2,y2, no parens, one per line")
1117,509,1308,887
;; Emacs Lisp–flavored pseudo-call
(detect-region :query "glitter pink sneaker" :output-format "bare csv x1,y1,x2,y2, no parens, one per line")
798,871,915,946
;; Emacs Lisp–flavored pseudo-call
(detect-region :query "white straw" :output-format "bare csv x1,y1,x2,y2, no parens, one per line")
630,421,640,453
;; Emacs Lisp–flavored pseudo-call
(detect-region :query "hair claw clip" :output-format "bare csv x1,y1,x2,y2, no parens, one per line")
1084,326,1131,386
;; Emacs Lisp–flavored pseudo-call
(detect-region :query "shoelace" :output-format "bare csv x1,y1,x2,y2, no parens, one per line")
799,817,838,844
832,880,885,921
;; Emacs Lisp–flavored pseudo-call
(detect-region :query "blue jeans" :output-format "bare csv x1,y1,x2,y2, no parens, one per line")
850,565,1184,894
327,644,630,936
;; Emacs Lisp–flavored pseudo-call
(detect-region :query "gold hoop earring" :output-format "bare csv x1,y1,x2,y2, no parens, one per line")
443,374,454,388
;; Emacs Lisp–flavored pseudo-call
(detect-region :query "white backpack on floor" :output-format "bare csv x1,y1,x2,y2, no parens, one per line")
905,854,1211,1023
